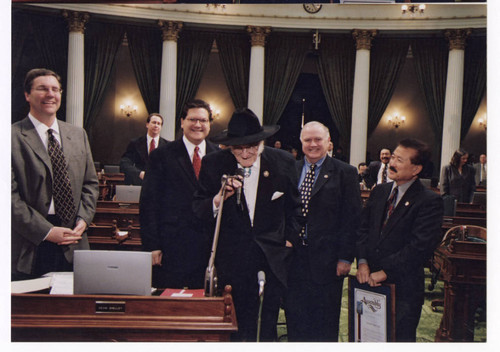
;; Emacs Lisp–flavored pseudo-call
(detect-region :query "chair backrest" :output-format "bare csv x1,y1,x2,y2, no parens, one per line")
104,164,121,174
420,178,432,189
442,225,486,244
472,192,486,208
115,185,141,202
442,195,457,216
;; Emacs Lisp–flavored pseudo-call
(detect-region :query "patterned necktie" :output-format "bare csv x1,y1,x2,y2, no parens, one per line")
47,129,76,224
383,186,398,228
149,138,156,154
193,146,201,179
299,164,316,244
382,163,388,184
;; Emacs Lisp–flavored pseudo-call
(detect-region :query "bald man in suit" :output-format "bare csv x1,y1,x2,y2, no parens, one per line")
12,68,99,280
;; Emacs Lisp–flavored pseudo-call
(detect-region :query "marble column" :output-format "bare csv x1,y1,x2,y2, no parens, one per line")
247,26,270,123
350,29,376,167
158,20,183,141
62,11,89,127
440,29,471,178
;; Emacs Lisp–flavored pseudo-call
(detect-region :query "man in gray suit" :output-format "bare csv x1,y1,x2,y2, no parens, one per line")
12,68,99,280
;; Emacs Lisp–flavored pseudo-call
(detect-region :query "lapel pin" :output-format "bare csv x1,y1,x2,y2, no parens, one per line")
324,174,329,179
263,171,269,177
405,201,410,206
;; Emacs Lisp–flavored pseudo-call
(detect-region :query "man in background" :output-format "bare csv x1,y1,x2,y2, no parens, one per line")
140,99,218,289
285,121,361,341
120,113,168,185
474,153,487,187
366,147,392,188
356,138,443,341
12,68,99,280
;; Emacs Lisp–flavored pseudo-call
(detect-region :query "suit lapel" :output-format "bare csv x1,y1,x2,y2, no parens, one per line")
380,180,422,238
174,139,198,187
138,135,148,162
252,151,274,229
311,157,332,197
20,117,52,173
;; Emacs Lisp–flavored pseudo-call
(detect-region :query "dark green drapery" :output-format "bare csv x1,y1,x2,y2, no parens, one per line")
11,10,68,123
411,37,449,163
316,35,356,149
461,35,486,140
176,30,215,131
368,38,410,137
263,33,310,126
126,24,163,115
215,31,251,110
84,21,125,136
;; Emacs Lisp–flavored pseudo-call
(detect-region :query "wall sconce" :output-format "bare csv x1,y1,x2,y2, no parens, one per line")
478,117,487,130
120,103,137,117
388,114,406,128
402,4,426,16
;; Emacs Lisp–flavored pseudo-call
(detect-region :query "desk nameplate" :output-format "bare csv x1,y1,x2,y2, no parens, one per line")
95,300,126,314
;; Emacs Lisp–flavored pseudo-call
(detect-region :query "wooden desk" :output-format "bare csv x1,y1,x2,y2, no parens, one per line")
87,223,142,251
98,173,125,200
12,287,237,342
434,240,486,342
92,201,140,228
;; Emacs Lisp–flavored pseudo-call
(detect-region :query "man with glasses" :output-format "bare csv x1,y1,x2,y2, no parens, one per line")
193,108,303,341
12,68,99,280
140,99,219,289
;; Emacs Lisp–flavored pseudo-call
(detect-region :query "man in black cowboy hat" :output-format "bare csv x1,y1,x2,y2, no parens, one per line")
193,108,303,342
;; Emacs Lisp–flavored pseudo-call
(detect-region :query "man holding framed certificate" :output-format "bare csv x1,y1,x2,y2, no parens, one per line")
356,138,443,341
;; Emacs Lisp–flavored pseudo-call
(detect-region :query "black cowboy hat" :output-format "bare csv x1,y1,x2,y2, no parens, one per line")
211,108,279,146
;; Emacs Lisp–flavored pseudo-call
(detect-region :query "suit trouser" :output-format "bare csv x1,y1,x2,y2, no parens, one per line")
33,215,73,277
285,246,344,342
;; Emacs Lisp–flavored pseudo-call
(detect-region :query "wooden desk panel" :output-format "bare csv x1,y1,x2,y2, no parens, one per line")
12,287,237,342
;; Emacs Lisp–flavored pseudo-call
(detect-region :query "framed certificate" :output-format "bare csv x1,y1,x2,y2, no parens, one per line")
348,275,396,342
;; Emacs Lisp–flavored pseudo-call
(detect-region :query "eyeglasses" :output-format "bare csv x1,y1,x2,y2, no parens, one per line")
33,86,63,94
231,144,259,154
186,117,209,124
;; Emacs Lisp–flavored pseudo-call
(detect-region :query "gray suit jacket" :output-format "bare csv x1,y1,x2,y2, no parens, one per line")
11,117,99,275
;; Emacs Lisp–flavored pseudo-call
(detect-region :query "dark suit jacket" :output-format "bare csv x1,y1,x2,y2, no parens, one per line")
440,164,476,203
140,138,218,279
356,179,443,306
11,117,99,275
367,161,382,189
296,157,362,284
193,147,303,288
120,135,168,185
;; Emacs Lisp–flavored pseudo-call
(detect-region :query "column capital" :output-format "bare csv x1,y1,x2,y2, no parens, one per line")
247,26,271,47
158,20,183,42
444,29,472,50
62,10,89,33
352,29,377,50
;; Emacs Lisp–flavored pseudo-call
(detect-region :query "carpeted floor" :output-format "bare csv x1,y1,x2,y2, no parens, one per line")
277,268,486,342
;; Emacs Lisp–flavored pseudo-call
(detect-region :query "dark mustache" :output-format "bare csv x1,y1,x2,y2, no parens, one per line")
389,166,397,173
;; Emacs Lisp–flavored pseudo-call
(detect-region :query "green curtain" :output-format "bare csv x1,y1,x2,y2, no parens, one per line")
368,38,410,137
263,33,310,125
84,21,125,136
126,24,163,115
11,10,68,123
215,31,251,109
316,35,356,149
176,29,215,131
410,37,448,164
461,35,486,140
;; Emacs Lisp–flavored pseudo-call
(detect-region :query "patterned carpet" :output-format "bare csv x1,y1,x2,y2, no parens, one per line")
277,268,486,342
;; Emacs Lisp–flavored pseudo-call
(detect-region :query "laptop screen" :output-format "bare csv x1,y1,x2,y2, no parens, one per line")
74,250,152,296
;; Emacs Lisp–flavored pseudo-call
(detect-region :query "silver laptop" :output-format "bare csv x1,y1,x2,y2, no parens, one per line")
115,185,141,202
74,250,152,296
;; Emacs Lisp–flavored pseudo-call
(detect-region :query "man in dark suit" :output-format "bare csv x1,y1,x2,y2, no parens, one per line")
193,108,302,341
140,99,218,289
366,147,392,188
120,113,168,185
285,121,362,342
12,68,99,280
356,138,443,341
474,153,487,187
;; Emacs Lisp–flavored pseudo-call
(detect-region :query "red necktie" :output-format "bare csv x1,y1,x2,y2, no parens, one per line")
193,146,201,179
149,139,156,154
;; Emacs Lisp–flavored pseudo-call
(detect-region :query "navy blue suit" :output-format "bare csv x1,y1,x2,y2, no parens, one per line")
140,138,218,288
356,179,443,341
285,156,362,341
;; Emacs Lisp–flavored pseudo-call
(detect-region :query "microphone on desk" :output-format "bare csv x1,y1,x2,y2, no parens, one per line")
235,168,245,206
258,271,266,297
